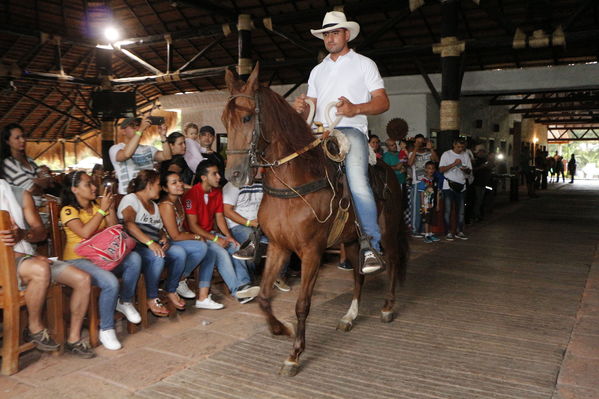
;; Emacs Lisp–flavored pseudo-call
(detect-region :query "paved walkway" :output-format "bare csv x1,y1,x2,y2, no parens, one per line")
1,183,598,398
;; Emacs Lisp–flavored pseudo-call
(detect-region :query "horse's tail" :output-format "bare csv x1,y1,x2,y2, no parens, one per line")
396,208,410,286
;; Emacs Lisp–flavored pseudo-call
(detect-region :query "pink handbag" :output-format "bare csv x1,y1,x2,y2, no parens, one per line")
74,224,136,271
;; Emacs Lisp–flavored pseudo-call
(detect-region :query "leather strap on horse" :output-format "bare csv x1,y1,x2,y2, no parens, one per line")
326,169,352,248
270,129,332,167
263,178,329,198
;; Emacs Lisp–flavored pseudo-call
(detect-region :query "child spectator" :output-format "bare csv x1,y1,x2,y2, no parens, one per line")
418,161,440,243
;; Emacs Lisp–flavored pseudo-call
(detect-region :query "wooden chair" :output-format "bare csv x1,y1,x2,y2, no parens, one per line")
47,200,141,347
0,210,64,375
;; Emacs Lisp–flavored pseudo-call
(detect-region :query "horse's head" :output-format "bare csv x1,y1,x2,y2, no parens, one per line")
222,64,261,188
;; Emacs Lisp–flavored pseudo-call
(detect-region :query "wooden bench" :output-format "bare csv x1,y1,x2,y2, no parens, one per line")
0,210,64,375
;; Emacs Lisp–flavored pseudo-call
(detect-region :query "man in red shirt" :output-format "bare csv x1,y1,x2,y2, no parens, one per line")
184,160,259,303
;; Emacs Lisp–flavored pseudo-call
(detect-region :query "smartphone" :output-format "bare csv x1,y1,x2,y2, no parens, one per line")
148,116,165,125
103,180,116,195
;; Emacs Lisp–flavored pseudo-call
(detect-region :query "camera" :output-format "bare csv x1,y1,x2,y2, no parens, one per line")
147,116,165,125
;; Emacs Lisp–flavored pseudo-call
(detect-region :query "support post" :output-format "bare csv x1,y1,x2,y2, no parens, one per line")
433,0,465,154
237,14,253,81
101,121,115,172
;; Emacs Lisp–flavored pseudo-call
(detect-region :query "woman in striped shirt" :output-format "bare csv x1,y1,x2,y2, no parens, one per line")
0,124,53,196
117,170,189,316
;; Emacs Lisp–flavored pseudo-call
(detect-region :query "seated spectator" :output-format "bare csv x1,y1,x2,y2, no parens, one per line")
223,171,290,292
90,164,105,191
109,117,171,195
60,171,143,350
162,132,194,185
368,135,383,159
439,138,471,241
118,170,188,316
184,160,259,303
37,165,61,198
1,124,53,205
0,179,94,358
158,171,223,309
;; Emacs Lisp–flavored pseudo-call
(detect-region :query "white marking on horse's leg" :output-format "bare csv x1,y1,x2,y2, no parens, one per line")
341,299,359,323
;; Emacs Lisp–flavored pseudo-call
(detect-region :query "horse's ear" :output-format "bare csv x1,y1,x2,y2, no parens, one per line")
225,68,239,93
246,62,260,92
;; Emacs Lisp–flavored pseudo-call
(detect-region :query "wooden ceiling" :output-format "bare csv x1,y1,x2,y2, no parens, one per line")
1,0,598,140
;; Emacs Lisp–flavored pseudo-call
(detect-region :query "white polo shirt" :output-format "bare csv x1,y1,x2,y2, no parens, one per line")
307,49,385,135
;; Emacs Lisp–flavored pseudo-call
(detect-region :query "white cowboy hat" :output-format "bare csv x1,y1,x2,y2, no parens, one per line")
310,11,360,42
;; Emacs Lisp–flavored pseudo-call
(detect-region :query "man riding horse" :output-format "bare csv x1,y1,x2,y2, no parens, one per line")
293,11,390,273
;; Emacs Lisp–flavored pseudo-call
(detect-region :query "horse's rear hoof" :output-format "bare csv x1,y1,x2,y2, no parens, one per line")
336,319,353,332
279,360,300,377
381,311,394,323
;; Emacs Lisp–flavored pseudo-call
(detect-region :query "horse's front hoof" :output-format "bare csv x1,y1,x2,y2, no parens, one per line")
279,360,300,377
336,319,353,332
380,311,394,323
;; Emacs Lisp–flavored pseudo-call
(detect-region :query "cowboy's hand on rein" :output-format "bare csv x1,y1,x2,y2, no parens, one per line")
293,94,308,114
335,96,358,117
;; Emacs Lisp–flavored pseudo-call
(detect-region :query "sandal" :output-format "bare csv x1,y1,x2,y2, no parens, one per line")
166,292,186,310
148,298,170,317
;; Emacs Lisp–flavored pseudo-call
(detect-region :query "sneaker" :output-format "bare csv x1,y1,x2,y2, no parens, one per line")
361,250,383,274
236,284,260,299
195,294,224,310
99,329,122,351
274,278,291,292
411,232,424,238
430,234,440,242
176,280,196,299
237,296,256,304
423,236,433,244
445,233,454,241
455,232,469,240
116,301,142,324
26,328,60,352
232,240,256,261
337,260,353,271
65,339,95,359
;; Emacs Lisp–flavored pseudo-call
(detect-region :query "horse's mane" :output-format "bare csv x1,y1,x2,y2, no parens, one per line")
256,87,326,176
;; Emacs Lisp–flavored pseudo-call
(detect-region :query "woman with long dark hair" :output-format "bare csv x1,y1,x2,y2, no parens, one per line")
159,171,222,309
117,170,191,316
60,171,142,350
161,132,194,185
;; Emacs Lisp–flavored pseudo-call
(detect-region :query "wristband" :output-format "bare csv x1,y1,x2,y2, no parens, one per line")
145,240,154,247
245,219,251,227
135,130,142,136
97,209,108,217
212,235,219,242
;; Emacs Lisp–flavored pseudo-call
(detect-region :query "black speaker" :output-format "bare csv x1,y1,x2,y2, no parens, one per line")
92,91,136,119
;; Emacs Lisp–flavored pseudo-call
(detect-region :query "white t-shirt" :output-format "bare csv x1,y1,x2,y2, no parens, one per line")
307,49,384,135
439,150,473,191
183,138,205,175
222,182,263,229
410,150,434,183
117,193,163,241
109,143,158,194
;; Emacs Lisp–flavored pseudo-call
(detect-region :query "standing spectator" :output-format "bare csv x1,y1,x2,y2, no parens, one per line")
60,171,142,350
109,117,172,195
197,126,227,186
407,134,438,237
418,161,440,243
439,138,471,241
383,139,406,184
547,154,556,183
368,135,383,159
37,165,61,198
0,124,53,205
118,170,188,316
554,151,565,183
184,160,259,303
158,171,223,309
568,154,577,184
472,148,492,222
162,132,194,185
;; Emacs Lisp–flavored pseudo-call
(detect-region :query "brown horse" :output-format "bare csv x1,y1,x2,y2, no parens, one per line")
222,64,409,376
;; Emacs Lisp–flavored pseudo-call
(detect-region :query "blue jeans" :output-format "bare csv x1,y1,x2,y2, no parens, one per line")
230,225,288,276
134,243,187,298
443,189,465,233
171,239,213,288
339,127,381,251
70,251,142,331
411,183,422,234
206,232,251,296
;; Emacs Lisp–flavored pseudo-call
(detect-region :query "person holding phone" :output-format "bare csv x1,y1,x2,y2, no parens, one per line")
407,134,439,237
109,116,172,195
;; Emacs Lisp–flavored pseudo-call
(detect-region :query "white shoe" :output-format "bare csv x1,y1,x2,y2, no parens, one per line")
116,301,141,324
176,280,196,299
194,294,224,310
99,329,122,351
361,250,383,274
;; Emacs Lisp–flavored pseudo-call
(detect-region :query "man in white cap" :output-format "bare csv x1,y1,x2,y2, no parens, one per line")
293,11,390,274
